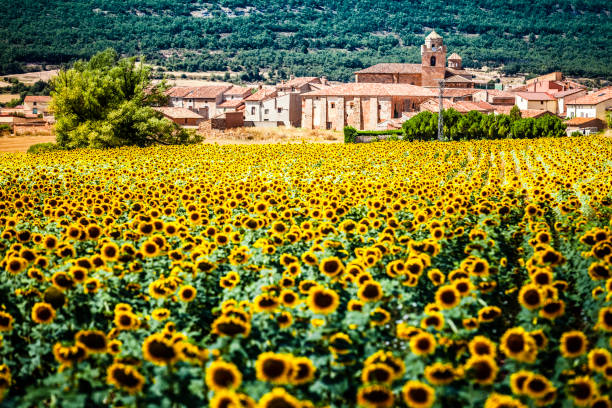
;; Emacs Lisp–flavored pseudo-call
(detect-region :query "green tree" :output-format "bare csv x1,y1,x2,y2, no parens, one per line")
607,111,612,129
50,49,201,149
509,105,522,121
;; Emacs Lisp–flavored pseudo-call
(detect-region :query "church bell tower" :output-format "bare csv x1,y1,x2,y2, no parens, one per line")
421,31,446,87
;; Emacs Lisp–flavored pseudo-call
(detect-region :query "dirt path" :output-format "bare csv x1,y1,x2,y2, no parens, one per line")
0,135,56,153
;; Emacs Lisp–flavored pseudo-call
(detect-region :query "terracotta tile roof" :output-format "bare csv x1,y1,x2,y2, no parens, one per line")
245,88,278,102
490,106,552,118
516,92,555,101
474,89,515,98
567,88,612,105
303,83,435,97
420,98,492,113
224,85,253,96
277,77,320,89
166,87,196,98
553,88,585,98
153,107,203,119
448,53,462,60
440,88,480,97
187,85,232,99
218,99,245,108
565,117,604,126
24,95,51,103
355,63,422,75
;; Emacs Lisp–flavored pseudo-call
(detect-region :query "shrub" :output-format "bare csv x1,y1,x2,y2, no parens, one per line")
27,142,62,154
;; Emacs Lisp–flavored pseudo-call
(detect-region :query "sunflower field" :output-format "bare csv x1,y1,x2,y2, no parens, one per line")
1,136,612,408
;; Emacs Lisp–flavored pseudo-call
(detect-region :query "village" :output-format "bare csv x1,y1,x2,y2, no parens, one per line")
1,31,611,141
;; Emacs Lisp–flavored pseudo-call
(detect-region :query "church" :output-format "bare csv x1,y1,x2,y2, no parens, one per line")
354,31,474,88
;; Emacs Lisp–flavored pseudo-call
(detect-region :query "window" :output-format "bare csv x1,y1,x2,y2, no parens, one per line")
330,103,335,109
430,56,436,66
264,109,269,114
278,108,282,113
33,102,37,106
251,107,255,115
540,101,543,105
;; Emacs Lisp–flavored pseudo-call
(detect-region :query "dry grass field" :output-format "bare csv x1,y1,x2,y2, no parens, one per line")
0,134,56,153
199,127,342,144
2,70,59,85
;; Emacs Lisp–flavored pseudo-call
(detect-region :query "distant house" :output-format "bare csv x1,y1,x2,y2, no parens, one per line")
553,88,586,116
515,92,557,114
301,83,435,131
23,95,52,115
154,107,204,127
244,77,328,127
493,106,555,118
473,90,516,106
566,87,612,124
564,117,605,135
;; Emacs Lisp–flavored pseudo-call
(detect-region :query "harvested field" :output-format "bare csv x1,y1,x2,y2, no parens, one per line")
0,135,56,153
200,127,342,144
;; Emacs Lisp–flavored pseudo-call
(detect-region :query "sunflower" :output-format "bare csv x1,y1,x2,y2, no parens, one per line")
410,332,436,356
52,342,88,366
276,311,293,329
253,294,279,313
100,242,120,262
469,336,497,358
142,333,179,365
590,396,612,408
424,362,456,386
0,312,14,332
106,363,145,394
31,302,56,324
258,388,301,408
178,285,197,302
597,307,612,331
358,281,383,302
509,370,532,395
307,287,339,315
568,376,597,406
588,348,611,372
6,257,26,275
420,312,444,331
560,331,588,358
141,240,160,257
523,373,552,399
357,385,395,408
329,332,352,355
348,299,364,312
279,289,300,307
255,352,291,384
75,330,107,353
539,299,565,320
212,316,251,337
114,311,139,331
290,356,316,385
518,284,543,310
401,380,435,408
152,308,171,321
205,360,242,391
500,327,537,363
465,355,499,385
361,363,394,385
484,393,528,408
435,285,461,309
319,256,344,278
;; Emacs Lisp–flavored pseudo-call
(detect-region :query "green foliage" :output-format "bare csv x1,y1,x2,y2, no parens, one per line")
343,126,357,143
607,111,612,128
51,49,202,149
0,123,11,134
509,105,521,121
399,109,566,142
27,142,63,154
0,1,611,81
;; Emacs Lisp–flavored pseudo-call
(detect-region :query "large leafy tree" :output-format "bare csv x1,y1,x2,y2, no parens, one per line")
50,49,201,149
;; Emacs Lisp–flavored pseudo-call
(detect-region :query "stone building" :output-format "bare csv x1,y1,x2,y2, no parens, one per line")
354,31,474,88
566,87,612,122
301,83,435,131
244,77,328,127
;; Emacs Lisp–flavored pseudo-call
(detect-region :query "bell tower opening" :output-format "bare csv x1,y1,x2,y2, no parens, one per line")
430,56,436,67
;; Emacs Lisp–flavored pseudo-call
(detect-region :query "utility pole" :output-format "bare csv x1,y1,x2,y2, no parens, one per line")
437,79,445,141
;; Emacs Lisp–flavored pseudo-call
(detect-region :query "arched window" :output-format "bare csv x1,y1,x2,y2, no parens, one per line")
430,56,436,66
